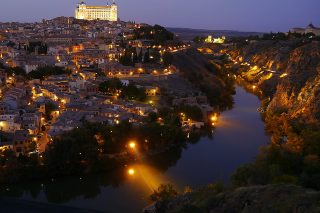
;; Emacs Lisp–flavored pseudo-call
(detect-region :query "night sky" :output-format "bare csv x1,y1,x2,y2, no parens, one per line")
0,0,319,32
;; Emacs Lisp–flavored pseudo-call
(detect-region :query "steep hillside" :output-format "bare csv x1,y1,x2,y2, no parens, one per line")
152,184,320,213
223,40,320,190
173,48,235,110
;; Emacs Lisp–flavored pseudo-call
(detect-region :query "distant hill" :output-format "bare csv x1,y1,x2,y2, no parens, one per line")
167,27,264,41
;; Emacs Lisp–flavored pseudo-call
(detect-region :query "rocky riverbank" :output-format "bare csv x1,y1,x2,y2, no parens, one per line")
148,184,320,213
218,38,320,189
224,39,320,148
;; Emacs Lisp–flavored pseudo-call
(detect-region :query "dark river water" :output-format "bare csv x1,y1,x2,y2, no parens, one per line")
2,86,269,213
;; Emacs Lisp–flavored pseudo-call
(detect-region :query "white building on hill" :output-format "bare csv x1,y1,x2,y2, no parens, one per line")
75,1,118,21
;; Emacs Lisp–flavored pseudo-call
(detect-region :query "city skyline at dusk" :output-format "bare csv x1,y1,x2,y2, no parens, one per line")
1,0,320,212
0,0,319,32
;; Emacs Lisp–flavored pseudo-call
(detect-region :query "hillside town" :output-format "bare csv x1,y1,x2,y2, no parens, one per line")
0,17,215,157
2,0,320,212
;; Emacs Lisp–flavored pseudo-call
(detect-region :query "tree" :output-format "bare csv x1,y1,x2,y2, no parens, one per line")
150,184,178,202
133,24,174,45
119,53,133,66
44,126,99,175
28,66,71,80
26,41,48,55
163,52,174,66
138,48,143,62
10,67,26,76
147,112,158,123
193,36,201,43
45,101,58,120
99,78,122,94
192,36,205,43
119,47,137,66
175,105,203,121
150,50,161,63
144,49,150,63
6,41,15,48
121,83,146,101
0,63,26,76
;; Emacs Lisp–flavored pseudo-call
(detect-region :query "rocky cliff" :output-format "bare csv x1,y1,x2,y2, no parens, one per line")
219,39,320,190
226,40,320,150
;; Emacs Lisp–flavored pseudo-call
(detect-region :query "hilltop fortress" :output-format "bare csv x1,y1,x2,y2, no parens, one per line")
75,1,118,21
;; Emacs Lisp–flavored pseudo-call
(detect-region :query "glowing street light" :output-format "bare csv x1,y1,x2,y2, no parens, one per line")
128,168,135,176
211,114,218,122
128,141,136,149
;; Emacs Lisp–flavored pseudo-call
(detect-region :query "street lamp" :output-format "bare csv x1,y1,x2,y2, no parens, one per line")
128,141,136,149
211,114,218,122
128,168,135,176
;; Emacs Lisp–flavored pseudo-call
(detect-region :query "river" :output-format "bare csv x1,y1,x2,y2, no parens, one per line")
1,86,269,213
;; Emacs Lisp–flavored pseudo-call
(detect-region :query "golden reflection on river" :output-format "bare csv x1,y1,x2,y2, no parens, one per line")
126,164,172,193
217,107,258,132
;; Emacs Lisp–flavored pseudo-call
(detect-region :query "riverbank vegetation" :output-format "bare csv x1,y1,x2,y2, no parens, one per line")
0,105,202,183
149,183,320,213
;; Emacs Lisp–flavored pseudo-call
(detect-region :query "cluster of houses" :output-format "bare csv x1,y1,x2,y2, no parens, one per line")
0,17,179,76
0,64,158,156
0,70,44,155
0,17,207,156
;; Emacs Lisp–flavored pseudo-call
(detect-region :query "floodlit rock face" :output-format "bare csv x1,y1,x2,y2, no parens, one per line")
227,41,320,150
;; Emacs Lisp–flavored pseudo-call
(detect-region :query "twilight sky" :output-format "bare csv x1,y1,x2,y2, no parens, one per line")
0,0,319,32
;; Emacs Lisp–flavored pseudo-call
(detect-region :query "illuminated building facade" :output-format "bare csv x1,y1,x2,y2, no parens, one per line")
205,35,226,44
75,1,117,21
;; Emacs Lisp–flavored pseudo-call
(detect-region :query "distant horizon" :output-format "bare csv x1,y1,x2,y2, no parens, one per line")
2,18,319,34
0,0,319,32
0,17,269,33
1,16,319,34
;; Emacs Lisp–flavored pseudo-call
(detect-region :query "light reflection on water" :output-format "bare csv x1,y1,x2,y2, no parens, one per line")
126,164,172,193
135,164,171,193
